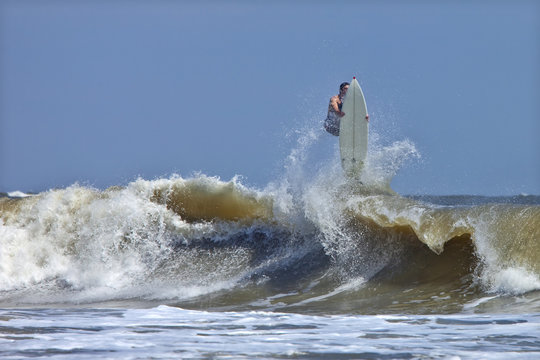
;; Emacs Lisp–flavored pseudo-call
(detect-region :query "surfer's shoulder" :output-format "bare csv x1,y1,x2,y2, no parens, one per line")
329,95,340,106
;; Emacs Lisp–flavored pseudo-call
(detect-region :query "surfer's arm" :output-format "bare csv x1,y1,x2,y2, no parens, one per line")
330,97,345,117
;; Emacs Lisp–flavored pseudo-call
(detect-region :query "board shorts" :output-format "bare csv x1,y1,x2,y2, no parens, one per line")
324,112,340,136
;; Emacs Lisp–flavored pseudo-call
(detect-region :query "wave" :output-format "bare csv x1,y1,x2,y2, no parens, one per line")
1,172,538,310
1,128,538,311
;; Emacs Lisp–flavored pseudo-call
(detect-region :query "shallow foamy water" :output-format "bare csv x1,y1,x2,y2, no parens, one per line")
1,306,539,359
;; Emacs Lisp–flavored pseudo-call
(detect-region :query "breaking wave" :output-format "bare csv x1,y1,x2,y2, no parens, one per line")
0,132,538,313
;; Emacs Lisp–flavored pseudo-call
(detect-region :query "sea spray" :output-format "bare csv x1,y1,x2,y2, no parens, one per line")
363,136,421,191
274,123,423,280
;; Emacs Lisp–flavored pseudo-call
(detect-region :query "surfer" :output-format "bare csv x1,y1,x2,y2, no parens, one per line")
324,82,349,136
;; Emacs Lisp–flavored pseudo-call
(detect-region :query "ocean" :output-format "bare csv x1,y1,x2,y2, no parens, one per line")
1,138,539,359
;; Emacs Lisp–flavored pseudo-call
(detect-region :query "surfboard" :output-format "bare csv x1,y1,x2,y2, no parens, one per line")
339,77,369,178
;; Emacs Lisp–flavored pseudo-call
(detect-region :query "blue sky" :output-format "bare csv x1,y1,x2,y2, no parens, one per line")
1,0,539,195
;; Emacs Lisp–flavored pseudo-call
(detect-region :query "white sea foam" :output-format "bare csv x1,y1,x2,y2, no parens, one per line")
7,190,32,198
486,267,540,295
1,306,538,359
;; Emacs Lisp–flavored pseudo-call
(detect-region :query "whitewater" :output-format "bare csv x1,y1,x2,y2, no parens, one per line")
1,128,539,359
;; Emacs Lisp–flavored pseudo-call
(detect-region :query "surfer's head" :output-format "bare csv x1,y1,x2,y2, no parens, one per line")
339,82,350,96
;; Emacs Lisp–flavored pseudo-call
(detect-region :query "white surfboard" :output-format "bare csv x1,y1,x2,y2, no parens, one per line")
339,77,369,178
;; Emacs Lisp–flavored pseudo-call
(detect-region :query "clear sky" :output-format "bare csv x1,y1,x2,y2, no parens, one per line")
1,0,539,195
